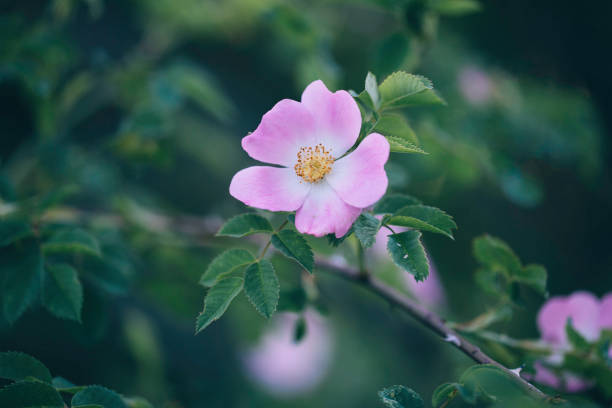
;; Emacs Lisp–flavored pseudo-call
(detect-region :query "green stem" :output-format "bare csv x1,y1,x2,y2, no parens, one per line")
257,219,289,261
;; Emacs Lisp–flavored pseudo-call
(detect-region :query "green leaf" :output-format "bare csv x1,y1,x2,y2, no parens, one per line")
82,257,130,295
566,318,590,351
244,260,279,318
0,218,31,246
515,264,547,296
0,352,53,383
473,235,522,276
429,0,481,16
216,213,273,237
43,263,83,322
374,113,419,145
365,71,380,110
387,205,457,239
387,231,429,281
52,376,85,393
199,249,254,287
123,396,154,408
374,194,422,214
354,213,381,248
293,315,307,343
43,228,101,257
379,71,445,109
72,385,127,408
374,114,426,154
379,385,424,408
271,229,314,273
0,239,43,323
195,275,243,333
0,381,63,408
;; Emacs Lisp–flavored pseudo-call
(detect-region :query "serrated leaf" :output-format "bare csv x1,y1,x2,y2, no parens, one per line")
387,231,429,281
473,235,522,276
387,136,427,154
0,352,53,383
379,385,424,408
429,0,481,16
374,194,422,214
271,229,314,273
0,218,31,246
0,381,63,408
365,71,380,110
387,205,457,239
216,213,273,237
244,260,279,318
72,385,127,408
43,228,101,257
43,263,83,322
354,213,381,248
199,249,254,287
374,113,419,146
379,71,445,109
0,239,43,323
195,275,243,333
515,264,547,296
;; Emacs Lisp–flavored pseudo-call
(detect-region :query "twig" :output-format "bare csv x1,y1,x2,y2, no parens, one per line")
315,258,548,400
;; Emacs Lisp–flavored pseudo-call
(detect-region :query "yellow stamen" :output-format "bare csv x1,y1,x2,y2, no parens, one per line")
294,143,334,183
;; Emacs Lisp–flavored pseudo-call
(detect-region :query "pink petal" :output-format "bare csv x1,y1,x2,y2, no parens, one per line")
533,362,561,389
537,291,601,346
295,182,361,238
301,80,362,158
229,166,310,212
326,133,390,208
599,293,612,329
242,99,316,166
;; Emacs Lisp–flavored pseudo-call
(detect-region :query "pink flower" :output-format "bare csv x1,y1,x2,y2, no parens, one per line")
457,66,493,106
532,291,612,392
242,310,333,397
230,80,390,237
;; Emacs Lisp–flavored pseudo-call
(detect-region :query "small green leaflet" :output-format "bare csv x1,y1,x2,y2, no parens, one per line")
0,381,63,408
293,315,307,343
473,235,522,276
271,229,314,273
386,205,457,239
379,71,446,109
354,213,382,248
387,231,429,281
515,264,547,296
0,218,31,246
374,113,426,154
43,263,84,322
0,351,53,383
365,71,381,110
216,213,273,237
374,194,422,214
244,260,280,318
43,228,101,257
72,385,127,408
566,318,590,351
379,385,424,408
199,248,254,287
196,275,244,333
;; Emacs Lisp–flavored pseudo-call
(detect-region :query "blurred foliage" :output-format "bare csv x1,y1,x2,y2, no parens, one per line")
0,0,611,407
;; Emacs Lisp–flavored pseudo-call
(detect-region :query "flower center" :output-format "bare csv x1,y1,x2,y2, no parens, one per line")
294,143,334,183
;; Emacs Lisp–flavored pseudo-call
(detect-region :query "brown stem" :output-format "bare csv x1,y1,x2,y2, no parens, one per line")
315,258,547,400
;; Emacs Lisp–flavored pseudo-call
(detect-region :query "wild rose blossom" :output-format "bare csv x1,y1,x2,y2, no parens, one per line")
230,80,390,237
532,291,612,392
242,310,333,397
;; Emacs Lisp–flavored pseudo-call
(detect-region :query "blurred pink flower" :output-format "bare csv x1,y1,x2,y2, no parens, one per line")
371,227,445,309
230,80,390,237
532,291,612,392
242,310,334,397
458,66,493,106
